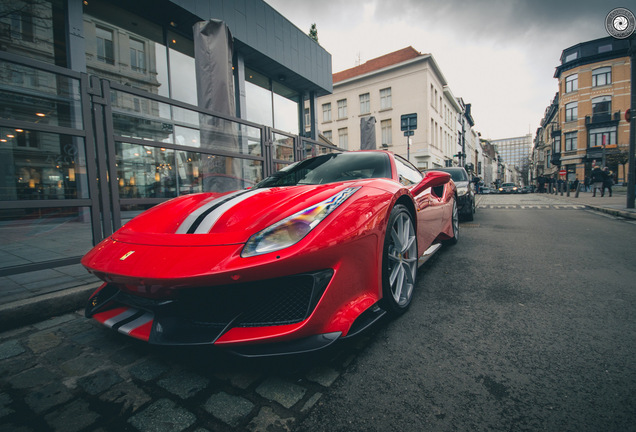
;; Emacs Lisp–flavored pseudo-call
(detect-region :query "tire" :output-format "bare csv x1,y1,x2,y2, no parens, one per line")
381,204,418,315
444,198,459,245
465,197,474,221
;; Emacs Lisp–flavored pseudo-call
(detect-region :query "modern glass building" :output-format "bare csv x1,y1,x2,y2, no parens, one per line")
0,0,336,306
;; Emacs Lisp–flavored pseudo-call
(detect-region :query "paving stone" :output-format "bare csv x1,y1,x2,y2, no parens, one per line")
247,406,295,432
301,392,322,413
157,370,209,399
0,340,25,360
41,343,84,364
44,399,99,432
24,382,73,414
306,366,340,387
230,372,262,390
129,358,168,382
0,393,14,418
0,354,36,378
8,366,56,389
25,331,61,353
255,377,307,409
128,398,196,432
0,423,33,432
109,346,142,365
67,328,103,345
203,392,254,427
99,381,151,414
77,369,123,395
59,354,102,377
33,314,77,331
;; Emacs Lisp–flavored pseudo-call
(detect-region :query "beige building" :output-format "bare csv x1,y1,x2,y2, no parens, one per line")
552,36,632,184
315,47,463,170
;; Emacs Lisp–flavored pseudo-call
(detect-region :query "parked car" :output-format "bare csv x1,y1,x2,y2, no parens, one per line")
498,182,519,194
480,187,494,194
82,151,459,356
424,167,475,221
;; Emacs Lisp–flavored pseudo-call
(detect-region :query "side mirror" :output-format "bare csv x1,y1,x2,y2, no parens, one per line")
411,170,451,196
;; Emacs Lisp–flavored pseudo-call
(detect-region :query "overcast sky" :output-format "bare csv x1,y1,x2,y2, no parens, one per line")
264,0,629,140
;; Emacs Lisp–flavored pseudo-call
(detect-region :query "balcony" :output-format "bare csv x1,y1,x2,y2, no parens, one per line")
585,112,621,127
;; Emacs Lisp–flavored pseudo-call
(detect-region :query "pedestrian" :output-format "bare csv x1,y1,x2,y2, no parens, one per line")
590,165,604,197
602,167,613,197
584,176,590,192
572,178,579,192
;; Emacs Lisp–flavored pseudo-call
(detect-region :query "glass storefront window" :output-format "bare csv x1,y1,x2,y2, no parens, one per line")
0,129,88,201
272,82,299,135
176,151,263,194
0,60,83,129
116,142,176,199
272,133,295,162
0,206,94,267
168,32,197,106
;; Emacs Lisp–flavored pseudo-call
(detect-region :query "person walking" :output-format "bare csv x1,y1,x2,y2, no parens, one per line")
590,165,604,197
584,176,590,192
602,167,613,197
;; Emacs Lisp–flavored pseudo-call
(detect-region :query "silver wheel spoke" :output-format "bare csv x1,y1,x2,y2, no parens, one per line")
388,210,417,306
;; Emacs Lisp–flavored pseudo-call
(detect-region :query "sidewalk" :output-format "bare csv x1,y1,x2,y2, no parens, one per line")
540,185,636,220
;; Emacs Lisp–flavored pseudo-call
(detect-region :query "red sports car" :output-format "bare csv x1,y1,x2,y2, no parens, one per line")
82,151,458,356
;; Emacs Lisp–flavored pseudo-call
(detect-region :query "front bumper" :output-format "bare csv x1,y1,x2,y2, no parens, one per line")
86,269,334,348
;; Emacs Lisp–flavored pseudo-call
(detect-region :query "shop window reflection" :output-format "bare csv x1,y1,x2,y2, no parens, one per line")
1,128,88,201
116,143,176,199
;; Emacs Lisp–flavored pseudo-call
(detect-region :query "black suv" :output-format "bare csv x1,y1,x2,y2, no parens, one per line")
425,167,475,221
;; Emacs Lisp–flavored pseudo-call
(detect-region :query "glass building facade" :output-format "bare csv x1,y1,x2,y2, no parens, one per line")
0,0,336,306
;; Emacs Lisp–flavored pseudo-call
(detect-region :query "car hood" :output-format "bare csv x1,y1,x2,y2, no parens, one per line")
112,183,363,247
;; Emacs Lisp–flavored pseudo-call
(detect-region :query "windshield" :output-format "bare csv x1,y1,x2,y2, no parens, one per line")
255,152,392,187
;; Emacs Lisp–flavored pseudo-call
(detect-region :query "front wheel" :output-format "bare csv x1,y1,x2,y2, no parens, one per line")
381,204,418,315
444,198,459,245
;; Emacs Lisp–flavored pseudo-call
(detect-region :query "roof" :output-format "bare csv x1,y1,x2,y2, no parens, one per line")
333,46,423,83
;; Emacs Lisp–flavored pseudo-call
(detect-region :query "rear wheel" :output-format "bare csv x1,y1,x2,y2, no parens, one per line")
381,204,418,315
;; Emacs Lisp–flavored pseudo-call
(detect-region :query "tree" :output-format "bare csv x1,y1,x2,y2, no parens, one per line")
308,23,318,43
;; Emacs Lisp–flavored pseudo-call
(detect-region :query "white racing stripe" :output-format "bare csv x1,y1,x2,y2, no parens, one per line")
103,308,138,328
191,188,268,234
118,312,154,334
175,190,245,234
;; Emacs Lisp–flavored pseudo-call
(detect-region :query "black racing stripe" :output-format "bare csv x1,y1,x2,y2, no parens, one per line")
186,190,252,234
110,310,145,331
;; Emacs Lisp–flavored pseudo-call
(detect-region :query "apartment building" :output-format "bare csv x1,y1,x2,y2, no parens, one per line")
553,36,631,183
315,47,464,170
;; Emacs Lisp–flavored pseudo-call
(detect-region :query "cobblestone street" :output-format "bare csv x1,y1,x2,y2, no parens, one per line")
0,311,369,432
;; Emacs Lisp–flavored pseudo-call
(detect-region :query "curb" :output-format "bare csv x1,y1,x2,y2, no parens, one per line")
582,205,636,220
0,282,101,332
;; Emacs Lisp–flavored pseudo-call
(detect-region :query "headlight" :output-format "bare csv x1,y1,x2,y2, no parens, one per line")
241,187,360,257
456,186,469,196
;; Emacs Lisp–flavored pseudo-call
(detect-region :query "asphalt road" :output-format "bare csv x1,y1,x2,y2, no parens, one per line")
299,195,636,432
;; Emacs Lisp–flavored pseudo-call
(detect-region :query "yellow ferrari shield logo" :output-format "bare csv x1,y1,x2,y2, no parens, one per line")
120,251,135,261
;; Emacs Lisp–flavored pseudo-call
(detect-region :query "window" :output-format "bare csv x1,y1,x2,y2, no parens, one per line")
338,128,348,149
96,27,115,65
564,52,578,62
359,93,370,114
129,38,146,72
565,102,577,122
564,132,577,151
337,99,347,119
380,88,392,109
565,74,578,93
322,103,332,122
9,10,34,42
589,127,616,148
394,155,423,186
304,108,310,127
553,134,561,153
323,130,332,141
430,85,435,106
592,96,611,116
592,67,611,87
381,119,392,147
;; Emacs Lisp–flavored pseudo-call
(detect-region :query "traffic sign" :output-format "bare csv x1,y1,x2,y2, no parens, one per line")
559,169,566,176
400,113,417,131
403,131,414,136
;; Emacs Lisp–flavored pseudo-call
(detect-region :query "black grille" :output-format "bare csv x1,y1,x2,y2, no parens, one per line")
176,270,332,327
